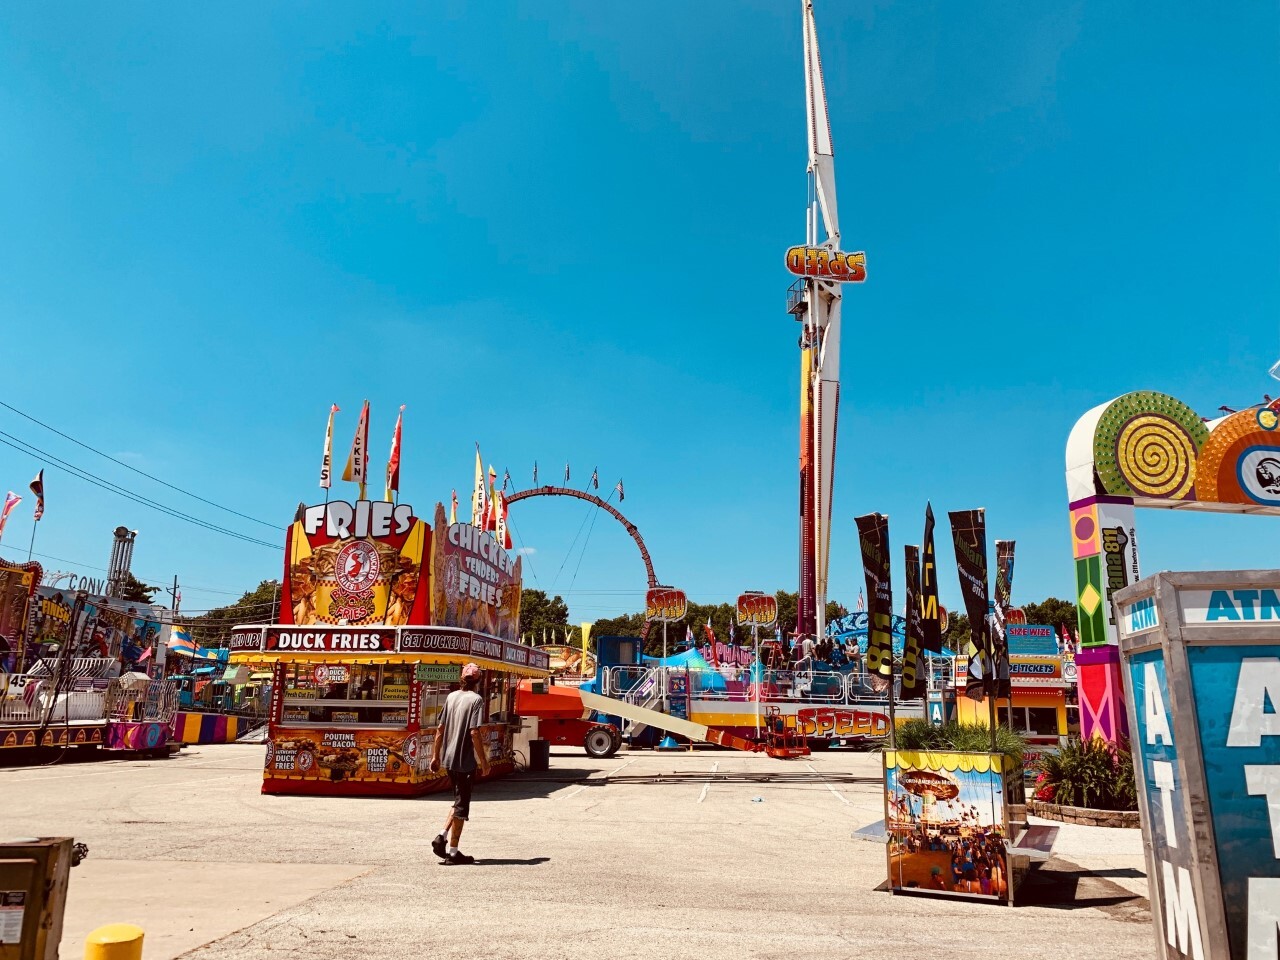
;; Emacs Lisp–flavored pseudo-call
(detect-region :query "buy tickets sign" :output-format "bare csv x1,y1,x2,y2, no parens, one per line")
784,245,867,283
645,587,687,623
736,593,778,629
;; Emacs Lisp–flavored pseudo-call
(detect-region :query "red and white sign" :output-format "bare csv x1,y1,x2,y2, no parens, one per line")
335,540,381,594
313,664,350,684
265,627,396,653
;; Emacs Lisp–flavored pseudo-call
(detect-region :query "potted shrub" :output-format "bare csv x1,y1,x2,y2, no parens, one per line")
1031,738,1139,827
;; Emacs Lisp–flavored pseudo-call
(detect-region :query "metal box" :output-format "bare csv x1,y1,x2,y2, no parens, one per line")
0,838,72,960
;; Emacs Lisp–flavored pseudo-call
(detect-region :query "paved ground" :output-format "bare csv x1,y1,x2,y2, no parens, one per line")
4,744,1155,959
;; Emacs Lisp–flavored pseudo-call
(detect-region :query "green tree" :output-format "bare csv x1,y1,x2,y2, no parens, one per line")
1022,597,1078,634
593,594,852,658
119,572,161,605
185,580,281,647
943,611,972,652
519,589,570,644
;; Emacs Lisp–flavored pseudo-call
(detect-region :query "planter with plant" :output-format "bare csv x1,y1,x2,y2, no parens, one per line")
1030,737,1140,827
891,718,1026,760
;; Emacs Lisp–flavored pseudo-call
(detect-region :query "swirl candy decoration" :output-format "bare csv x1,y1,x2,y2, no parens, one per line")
1093,391,1209,500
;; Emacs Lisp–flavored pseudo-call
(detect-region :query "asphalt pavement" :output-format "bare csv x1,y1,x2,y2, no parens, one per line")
3,743,1154,959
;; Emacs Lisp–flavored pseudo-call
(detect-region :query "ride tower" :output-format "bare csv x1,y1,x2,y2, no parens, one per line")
788,1,865,643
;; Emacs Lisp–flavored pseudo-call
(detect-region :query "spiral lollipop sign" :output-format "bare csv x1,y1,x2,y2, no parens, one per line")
1082,389,1280,508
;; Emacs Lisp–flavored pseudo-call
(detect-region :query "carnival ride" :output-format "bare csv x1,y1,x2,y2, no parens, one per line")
0,658,178,755
518,616,959,757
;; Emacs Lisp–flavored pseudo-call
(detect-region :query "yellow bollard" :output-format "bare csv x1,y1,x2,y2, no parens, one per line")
84,923,145,960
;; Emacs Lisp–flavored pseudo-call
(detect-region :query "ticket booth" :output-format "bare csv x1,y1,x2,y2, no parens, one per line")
1114,570,1280,960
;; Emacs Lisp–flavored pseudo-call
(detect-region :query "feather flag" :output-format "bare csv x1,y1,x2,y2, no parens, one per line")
0,492,22,542
485,465,498,531
615,479,624,502
564,462,570,484
320,404,339,489
899,545,927,700
920,502,943,652
502,468,511,492
590,467,599,490
29,470,44,521
533,461,539,485
470,445,487,526
703,617,719,666
494,489,512,550
341,400,370,497
685,624,694,648
949,509,992,701
450,489,458,524
385,405,405,501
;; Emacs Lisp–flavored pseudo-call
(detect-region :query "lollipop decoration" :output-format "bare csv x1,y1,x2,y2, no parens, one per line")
1093,391,1209,500
1196,409,1280,505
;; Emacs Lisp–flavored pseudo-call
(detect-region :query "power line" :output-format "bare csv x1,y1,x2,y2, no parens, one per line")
0,430,281,550
0,399,277,528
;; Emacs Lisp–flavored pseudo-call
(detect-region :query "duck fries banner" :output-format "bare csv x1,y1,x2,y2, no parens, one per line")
281,501,431,627
431,504,523,642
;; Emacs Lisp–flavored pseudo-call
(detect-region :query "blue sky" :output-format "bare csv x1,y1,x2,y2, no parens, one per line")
0,1,1276,622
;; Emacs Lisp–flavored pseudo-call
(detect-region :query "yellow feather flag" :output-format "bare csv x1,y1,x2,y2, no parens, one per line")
342,400,370,498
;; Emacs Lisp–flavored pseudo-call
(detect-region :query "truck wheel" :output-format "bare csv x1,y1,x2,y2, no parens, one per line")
604,728,622,758
584,727,614,758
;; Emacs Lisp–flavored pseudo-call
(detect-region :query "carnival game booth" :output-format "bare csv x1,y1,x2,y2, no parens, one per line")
230,624,549,796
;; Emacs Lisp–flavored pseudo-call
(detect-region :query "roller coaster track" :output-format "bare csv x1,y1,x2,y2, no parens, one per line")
505,485,657,639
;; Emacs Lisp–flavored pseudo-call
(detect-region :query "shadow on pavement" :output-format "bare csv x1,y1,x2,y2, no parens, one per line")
1015,857,1150,921
460,768,601,801
473,857,550,867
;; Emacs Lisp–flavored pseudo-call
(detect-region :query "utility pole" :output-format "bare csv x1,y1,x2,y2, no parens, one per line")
158,575,179,679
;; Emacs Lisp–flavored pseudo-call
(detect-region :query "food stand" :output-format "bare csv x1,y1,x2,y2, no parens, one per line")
231,497,550,797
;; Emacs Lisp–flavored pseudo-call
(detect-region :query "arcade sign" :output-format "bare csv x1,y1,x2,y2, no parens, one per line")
736,592,778,629
645,587,687,623
784,245,867,283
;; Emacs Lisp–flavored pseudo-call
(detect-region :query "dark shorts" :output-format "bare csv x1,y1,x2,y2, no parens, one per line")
448,770,474,821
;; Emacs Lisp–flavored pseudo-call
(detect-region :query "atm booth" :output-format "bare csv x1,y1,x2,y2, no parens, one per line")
1114,570,1280,960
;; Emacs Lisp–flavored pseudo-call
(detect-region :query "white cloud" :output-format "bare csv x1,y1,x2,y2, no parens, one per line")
518,547,537,556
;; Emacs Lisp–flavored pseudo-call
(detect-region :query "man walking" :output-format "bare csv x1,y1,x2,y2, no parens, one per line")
430,663,491,865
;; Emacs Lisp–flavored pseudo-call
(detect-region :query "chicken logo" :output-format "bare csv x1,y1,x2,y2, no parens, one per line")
335,540,381,594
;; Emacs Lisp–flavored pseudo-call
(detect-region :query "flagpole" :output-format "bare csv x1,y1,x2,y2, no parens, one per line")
753,625,761,740
26,520,37,563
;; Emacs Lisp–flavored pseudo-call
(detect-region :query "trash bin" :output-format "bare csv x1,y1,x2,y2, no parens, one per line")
529,738,550,771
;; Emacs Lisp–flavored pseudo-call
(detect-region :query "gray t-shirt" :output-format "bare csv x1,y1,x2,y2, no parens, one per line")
438,688,486,773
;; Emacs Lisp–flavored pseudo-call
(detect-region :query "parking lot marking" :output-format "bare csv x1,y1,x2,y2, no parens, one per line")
806,762,850,805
